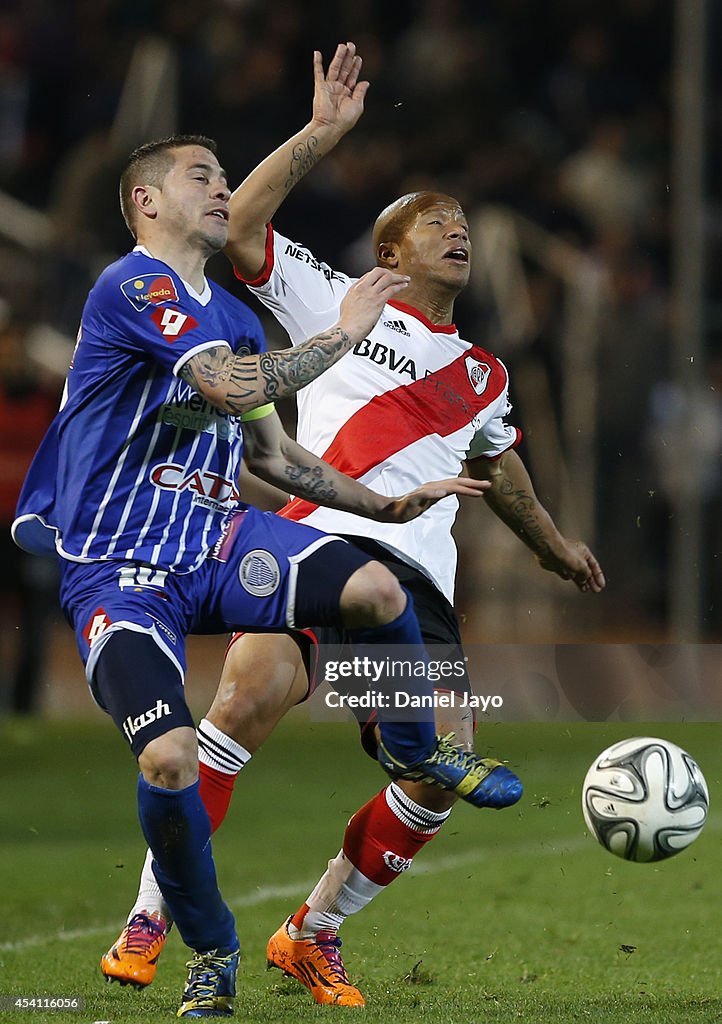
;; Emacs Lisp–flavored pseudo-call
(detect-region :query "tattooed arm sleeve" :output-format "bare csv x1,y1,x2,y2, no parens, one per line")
467,449,566,561
179,325,352,417
180,262,407,415
226,44,366,277
225,133,325,278
469,449,605,590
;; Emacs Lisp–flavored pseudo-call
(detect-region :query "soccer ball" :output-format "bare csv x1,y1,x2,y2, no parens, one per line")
581,737,709,862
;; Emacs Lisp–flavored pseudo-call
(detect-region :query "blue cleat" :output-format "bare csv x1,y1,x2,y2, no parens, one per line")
377,733,522,809
177,947,240,1018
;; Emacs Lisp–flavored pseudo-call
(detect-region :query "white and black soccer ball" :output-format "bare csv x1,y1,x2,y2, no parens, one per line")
582,737,709,863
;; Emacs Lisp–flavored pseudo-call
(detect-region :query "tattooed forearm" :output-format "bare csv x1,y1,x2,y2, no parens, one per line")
255,328,351,401
284,137,320,193
180,347,231,390
283,462,338,503
181,327,353,417
492,478,552,556
181,346,257,416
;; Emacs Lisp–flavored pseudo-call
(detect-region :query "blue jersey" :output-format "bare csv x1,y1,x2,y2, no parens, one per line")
13,246,269,573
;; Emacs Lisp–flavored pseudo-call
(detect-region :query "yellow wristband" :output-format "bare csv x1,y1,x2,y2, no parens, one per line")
240,402,275,423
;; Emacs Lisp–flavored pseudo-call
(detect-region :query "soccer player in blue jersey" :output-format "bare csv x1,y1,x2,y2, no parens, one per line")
11,134,517,1017
100,42,605,1009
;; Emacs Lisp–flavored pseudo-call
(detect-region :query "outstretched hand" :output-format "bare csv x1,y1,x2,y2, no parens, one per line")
338,266,410,340
376,477,492,524
311,42,369,136
537,540,606,593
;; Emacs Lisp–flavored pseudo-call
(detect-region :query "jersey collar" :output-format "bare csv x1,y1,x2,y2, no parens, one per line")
133,245,212,306
387,300,457,335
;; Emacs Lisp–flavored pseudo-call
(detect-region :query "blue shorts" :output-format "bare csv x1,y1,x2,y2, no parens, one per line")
61,506,372,704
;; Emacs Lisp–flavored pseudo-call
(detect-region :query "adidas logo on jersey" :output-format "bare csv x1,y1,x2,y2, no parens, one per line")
383,318,411,337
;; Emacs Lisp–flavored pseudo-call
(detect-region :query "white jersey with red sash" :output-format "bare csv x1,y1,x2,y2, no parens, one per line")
235,227,521,602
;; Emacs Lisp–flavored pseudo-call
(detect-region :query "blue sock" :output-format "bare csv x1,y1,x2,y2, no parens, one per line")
137,774,237,953
350,588,435,764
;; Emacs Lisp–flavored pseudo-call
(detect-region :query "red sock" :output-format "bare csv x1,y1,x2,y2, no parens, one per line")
342,784,447,886
288,786,450,937
290,902,311,932
198,760,237,833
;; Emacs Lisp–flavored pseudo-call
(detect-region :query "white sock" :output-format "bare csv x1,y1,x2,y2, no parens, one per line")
288,851,384,938
128,848,170,924
386,782,451,832
288,784,451,939
196,717,252,774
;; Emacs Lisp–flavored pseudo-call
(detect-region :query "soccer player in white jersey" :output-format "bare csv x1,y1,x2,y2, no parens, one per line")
11,131,511,1018
104,45,604,1007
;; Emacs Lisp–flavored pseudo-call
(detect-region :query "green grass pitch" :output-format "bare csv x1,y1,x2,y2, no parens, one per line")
1,715,720,1023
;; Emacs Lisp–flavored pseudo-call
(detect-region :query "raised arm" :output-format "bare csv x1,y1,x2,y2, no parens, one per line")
242,408,491,524
179,266,407,417
225,42,368,278
468,449,606,593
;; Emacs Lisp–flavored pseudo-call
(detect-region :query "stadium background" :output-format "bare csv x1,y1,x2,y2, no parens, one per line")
0,2,716,696
1,4,722,1023
1,0,720,716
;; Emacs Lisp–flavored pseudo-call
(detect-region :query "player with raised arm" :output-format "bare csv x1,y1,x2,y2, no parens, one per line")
102,45,604,1007
11,131,505,1018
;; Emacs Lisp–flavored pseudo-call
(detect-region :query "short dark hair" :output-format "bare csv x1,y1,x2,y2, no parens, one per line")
119,134,218,238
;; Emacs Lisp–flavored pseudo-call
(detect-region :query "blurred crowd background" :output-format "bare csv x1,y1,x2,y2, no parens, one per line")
1,0,720,714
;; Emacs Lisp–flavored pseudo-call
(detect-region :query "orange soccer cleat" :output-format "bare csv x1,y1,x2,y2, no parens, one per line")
266,918,365,1007
100,911,167,988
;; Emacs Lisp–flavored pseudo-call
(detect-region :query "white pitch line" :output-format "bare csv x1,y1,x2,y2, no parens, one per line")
0,836,588,953
0,879,319,953
4,817,719,955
